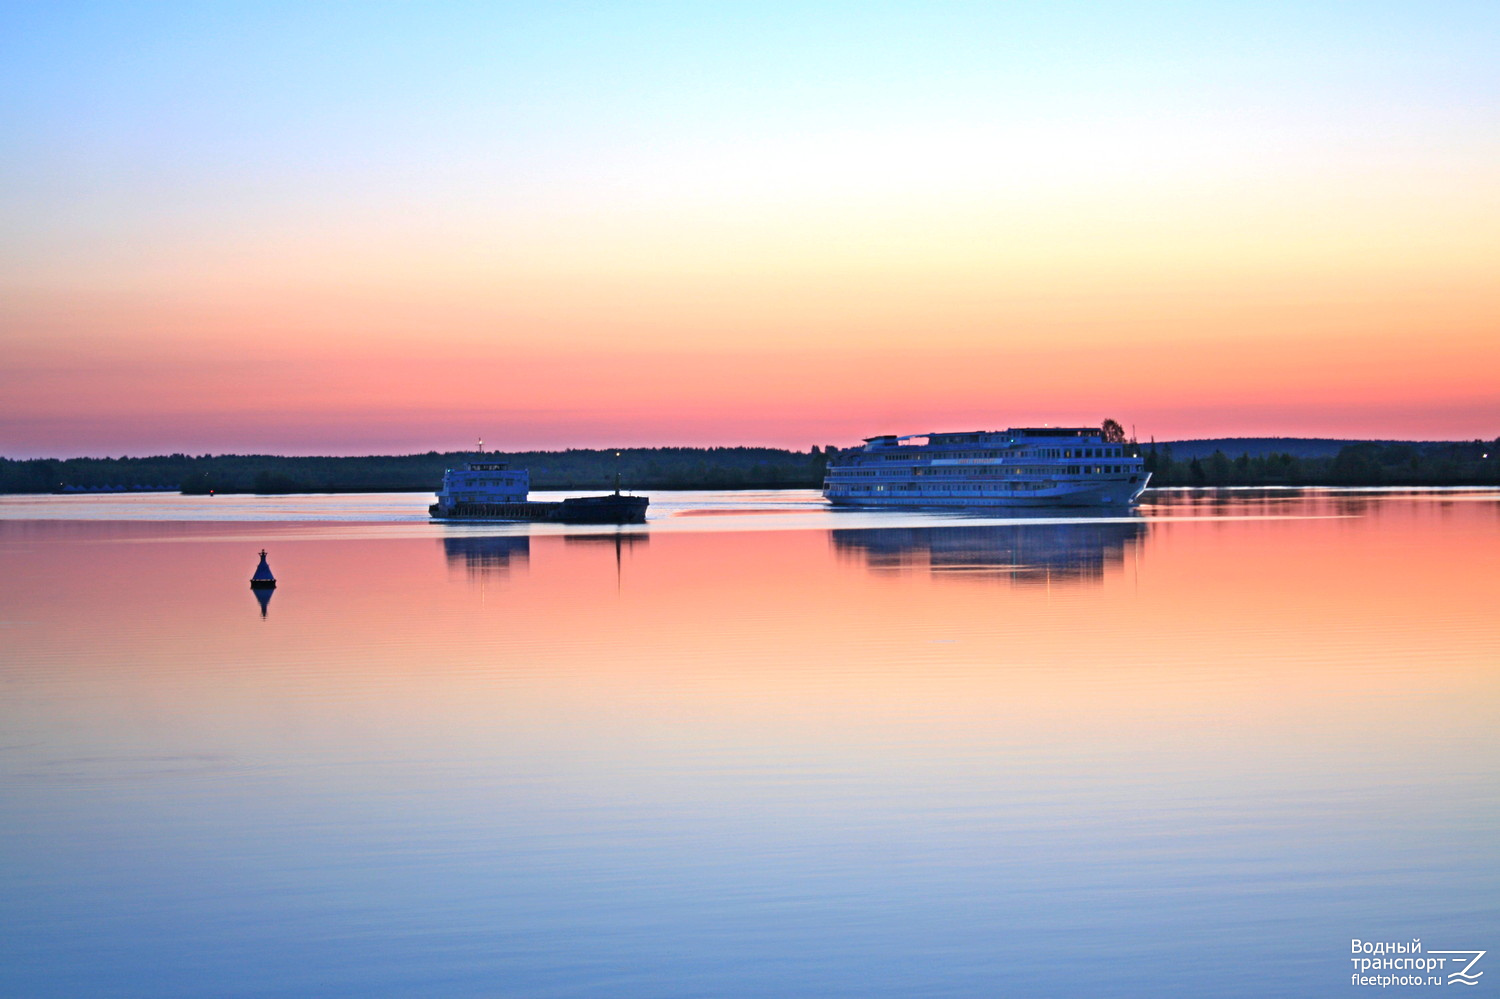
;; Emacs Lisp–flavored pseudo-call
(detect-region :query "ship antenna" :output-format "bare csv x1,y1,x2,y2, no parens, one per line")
614,451,622,495
476,437,484,454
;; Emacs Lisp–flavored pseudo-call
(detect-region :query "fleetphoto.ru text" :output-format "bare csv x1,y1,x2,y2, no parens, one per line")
1351,939,1485,988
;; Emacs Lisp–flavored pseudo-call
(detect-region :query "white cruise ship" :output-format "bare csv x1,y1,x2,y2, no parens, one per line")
823,426,1150,508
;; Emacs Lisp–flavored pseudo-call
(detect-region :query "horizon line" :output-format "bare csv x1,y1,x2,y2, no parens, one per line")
6,431,1498,463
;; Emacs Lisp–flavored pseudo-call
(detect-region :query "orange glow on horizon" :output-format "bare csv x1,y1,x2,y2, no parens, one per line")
4,7,1497,456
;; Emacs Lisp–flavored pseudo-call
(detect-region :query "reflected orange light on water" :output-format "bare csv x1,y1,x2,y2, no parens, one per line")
4,496,1495,787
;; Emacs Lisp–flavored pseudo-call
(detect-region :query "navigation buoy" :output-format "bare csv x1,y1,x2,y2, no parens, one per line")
250,549,277,589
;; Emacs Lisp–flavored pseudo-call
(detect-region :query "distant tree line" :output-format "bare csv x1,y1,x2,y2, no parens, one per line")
2,439,1496,495
1141,440,1500,487
0,447,832,494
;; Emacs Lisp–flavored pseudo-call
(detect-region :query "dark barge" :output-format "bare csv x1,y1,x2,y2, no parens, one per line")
429,459,648,524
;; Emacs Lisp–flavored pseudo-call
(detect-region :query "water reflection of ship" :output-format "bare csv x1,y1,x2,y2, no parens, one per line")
563,532,650,550
565,531,649,590
832,519,1146,584
441,535,531,576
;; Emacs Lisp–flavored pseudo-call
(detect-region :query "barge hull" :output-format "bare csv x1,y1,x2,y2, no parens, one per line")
429,495,648,524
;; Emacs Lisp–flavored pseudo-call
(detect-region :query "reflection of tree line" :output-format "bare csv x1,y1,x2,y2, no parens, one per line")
832,520,1146,585
1143,486,1487,520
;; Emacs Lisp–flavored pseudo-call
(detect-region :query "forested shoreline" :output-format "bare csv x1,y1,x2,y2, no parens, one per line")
1141,440,1498,487
1,439,1496,494
0,447,830,494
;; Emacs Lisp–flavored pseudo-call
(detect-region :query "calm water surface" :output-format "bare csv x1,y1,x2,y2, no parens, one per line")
2,489,1497,997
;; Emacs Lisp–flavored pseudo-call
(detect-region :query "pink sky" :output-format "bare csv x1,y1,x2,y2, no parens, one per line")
4,4,1497,457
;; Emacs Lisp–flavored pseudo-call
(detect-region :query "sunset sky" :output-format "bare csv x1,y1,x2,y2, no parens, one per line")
4,2,1498,457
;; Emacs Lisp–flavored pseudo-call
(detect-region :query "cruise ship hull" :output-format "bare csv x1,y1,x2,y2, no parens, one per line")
825,475,1149,510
